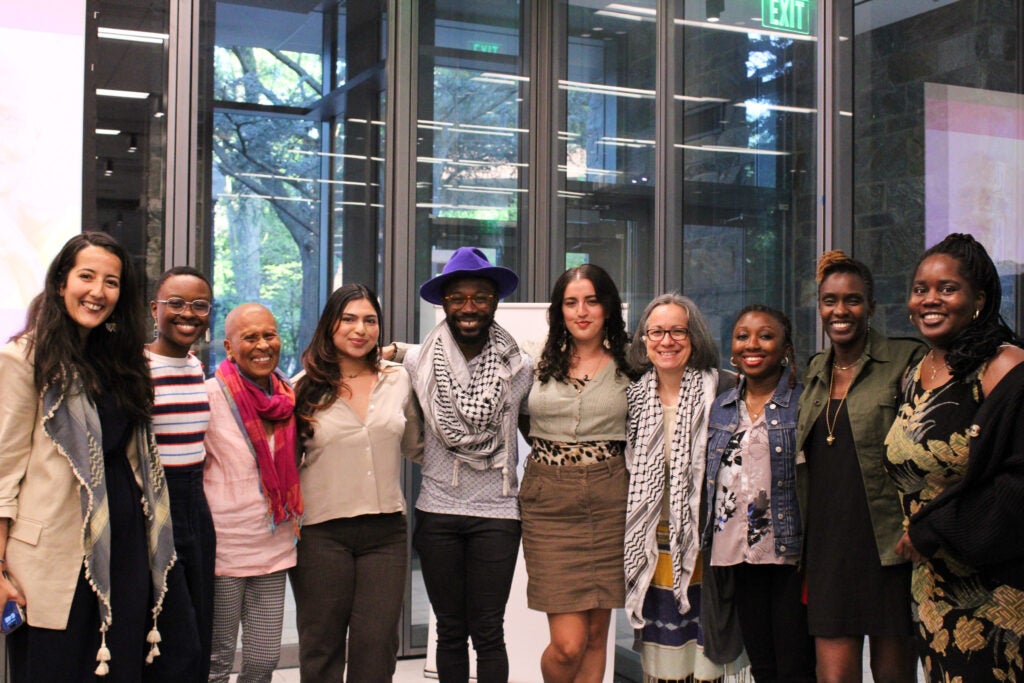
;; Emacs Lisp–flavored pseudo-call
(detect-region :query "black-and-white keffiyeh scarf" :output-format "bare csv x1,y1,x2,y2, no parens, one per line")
414,319,524,494
623,366,718,629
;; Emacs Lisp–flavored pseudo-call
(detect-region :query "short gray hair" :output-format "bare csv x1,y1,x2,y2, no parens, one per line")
628,293,719,372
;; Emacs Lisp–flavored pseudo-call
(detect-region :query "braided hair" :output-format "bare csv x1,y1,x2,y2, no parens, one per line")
914,233,1022,378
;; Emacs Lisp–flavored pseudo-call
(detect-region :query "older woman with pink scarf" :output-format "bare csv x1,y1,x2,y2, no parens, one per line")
204,303,303,683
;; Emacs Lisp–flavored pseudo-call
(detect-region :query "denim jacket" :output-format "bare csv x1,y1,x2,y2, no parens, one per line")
702,366,803,559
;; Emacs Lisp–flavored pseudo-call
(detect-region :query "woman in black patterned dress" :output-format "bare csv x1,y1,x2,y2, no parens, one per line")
884,233,1024,681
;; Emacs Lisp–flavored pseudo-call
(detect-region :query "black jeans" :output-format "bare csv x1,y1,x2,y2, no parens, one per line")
143,463,215,682
731,562,816,683
413,511,521,683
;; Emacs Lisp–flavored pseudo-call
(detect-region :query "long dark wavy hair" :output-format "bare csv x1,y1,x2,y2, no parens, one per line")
294,284,383,440
16,231,152,424
913,233,1022,378
537,264,635,383
731,304,797,388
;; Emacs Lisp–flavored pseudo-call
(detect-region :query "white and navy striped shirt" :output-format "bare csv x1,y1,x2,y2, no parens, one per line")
147,350,211,468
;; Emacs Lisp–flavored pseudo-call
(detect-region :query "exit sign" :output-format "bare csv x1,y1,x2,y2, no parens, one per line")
471,41,500,53
761,0,812,35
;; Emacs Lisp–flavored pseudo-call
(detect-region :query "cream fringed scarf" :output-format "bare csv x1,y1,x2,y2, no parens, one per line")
42,374,175,676
623,366,718,629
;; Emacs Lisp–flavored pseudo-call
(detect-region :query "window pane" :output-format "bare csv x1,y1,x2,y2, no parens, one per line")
332,110,387,292
414,0,528,338
677,1,819,361
209,113,321,376
92,0,170,284
556,0,656,331
846,0,1023,335
214,3,323,107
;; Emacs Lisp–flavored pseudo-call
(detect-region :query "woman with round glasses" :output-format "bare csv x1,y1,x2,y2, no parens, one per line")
143,266,216,680
624,293,747,682
519,264,635,682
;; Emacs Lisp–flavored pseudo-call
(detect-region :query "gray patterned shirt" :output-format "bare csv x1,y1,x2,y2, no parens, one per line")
405,343,533,520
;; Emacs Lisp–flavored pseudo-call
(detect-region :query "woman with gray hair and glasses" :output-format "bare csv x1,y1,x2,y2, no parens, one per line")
623,293,747,682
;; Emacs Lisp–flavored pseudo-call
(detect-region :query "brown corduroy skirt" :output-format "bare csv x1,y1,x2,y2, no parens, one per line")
519,455,628,613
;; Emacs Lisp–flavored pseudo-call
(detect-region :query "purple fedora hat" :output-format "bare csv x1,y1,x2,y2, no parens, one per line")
419,247,519,305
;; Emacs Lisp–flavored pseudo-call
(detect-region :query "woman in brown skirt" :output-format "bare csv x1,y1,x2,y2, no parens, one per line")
519,264,637,682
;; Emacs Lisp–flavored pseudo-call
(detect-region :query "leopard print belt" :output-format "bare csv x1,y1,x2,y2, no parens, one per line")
528,438,625,466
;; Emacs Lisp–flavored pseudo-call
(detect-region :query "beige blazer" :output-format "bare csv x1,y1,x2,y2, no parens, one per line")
0,340,143,629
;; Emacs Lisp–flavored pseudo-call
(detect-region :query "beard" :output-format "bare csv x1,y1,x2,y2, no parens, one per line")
446,311,495,346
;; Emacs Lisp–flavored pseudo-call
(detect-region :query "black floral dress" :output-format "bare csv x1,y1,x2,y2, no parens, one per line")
885,362,1024,682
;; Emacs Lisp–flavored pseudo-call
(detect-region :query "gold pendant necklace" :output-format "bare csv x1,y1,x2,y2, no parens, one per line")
824,363,849,446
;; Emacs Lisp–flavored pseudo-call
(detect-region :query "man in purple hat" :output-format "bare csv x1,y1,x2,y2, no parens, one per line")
405,247,532,683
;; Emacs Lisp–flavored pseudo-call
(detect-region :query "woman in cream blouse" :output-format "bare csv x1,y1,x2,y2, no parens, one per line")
292,284,423,682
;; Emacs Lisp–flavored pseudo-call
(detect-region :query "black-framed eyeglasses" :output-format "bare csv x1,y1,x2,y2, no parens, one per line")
442,293,497,308
644,327,689,342
156,297,212,317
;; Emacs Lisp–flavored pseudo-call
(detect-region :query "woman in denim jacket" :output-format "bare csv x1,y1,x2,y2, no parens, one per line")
703,305,815,682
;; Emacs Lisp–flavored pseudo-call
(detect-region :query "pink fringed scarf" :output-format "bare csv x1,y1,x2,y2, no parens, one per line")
216,358,303,537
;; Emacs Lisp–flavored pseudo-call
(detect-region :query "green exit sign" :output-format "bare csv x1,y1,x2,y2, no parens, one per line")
471,41,500,53
761,0,812,35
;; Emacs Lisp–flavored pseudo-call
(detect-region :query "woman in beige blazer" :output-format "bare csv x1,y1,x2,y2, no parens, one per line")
0,232,175,682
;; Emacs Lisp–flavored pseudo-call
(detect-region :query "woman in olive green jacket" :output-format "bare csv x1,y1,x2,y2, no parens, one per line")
796,251,925,683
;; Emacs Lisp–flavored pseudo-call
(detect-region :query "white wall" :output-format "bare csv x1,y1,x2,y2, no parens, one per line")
0,1,85,340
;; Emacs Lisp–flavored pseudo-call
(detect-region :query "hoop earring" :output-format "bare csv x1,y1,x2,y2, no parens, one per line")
973,309,980,320
780,356,789,367
729,356,738,368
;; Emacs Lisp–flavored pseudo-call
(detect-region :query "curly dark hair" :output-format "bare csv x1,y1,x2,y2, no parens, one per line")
731,304,797,388
294,284,383,440
913,233,1022,378
16,231,153,424
537,264,635,383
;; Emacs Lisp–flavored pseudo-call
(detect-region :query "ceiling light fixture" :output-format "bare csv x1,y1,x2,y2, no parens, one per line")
97,88,150,99
127,134,139,153
97,27,168,44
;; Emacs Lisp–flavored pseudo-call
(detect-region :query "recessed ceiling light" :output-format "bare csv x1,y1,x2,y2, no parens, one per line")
96,128,121,135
